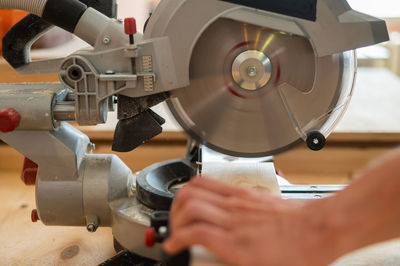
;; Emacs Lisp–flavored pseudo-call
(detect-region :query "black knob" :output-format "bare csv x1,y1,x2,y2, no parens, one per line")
306,131,326,151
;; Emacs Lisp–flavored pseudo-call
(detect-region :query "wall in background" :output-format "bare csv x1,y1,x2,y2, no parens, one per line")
348,0,400,18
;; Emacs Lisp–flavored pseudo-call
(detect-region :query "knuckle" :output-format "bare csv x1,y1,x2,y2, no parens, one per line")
193,225,210,239
176,187,192,202
184,199,202,212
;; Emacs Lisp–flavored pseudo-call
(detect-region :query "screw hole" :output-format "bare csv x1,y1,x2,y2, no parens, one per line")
68,67,83,81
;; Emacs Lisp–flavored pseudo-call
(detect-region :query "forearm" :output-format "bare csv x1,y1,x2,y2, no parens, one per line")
309,148,400,261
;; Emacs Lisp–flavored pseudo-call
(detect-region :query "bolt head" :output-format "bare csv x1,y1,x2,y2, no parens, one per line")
247,66,257,77
158,226,168,236
103,37,111,45
87,143,96,153
87,223,97,233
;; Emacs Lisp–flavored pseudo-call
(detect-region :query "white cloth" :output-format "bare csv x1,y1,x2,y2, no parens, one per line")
201,162,281,197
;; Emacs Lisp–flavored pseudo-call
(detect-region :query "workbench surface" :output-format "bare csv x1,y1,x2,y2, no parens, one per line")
3,169,400,266
0,170,116,266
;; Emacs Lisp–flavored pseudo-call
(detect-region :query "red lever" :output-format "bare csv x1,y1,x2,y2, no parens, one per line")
145,227,156,247
0,108,21,133
21,157,39,186
124,17,137,35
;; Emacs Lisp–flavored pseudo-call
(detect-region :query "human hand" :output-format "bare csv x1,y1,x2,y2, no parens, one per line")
163,177,338,266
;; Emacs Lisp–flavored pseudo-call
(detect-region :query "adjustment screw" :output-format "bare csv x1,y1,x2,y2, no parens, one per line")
103,37,111,45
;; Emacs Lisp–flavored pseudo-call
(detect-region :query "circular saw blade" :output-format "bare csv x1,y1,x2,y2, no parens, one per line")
167,18,349,157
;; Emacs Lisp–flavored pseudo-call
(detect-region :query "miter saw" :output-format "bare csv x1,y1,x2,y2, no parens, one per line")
0,0,389,265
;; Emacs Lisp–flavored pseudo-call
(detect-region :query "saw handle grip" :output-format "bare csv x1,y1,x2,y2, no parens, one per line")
2,15,52,69
2,0,116,69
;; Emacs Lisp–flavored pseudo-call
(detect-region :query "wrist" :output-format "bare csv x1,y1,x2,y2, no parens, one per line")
300,196,358,265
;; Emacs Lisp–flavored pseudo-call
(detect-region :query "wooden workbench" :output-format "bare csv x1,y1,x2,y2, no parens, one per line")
0,170,116,266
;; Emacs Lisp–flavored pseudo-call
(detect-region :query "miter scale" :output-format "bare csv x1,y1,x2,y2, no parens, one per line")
0,0,388,264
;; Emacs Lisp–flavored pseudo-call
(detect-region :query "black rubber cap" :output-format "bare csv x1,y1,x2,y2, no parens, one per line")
306,131,326,151
42,0,88,33
219,0,317,21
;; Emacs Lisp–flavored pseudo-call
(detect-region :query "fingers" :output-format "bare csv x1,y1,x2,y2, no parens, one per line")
190,176,256,199
171,198,231,232
171,185,228,216
191,177,282,204
163,223,237,262
173,177,281,213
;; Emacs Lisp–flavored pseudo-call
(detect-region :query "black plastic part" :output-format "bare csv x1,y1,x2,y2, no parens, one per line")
99,250,164,266
151,211,170,229
2,15,52,69
136,159,197,211
117,93,170,120
2,0,116,69
42,0,88,33
82,0,117,18
306,131,326,151
112,109,166,152
143,13,152,33
164,250,190,266
151,211,170,242
219,0,317,21
113,238,125,253
68,66,83,81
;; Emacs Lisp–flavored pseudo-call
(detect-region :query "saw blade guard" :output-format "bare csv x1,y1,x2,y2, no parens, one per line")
145,0,386,157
